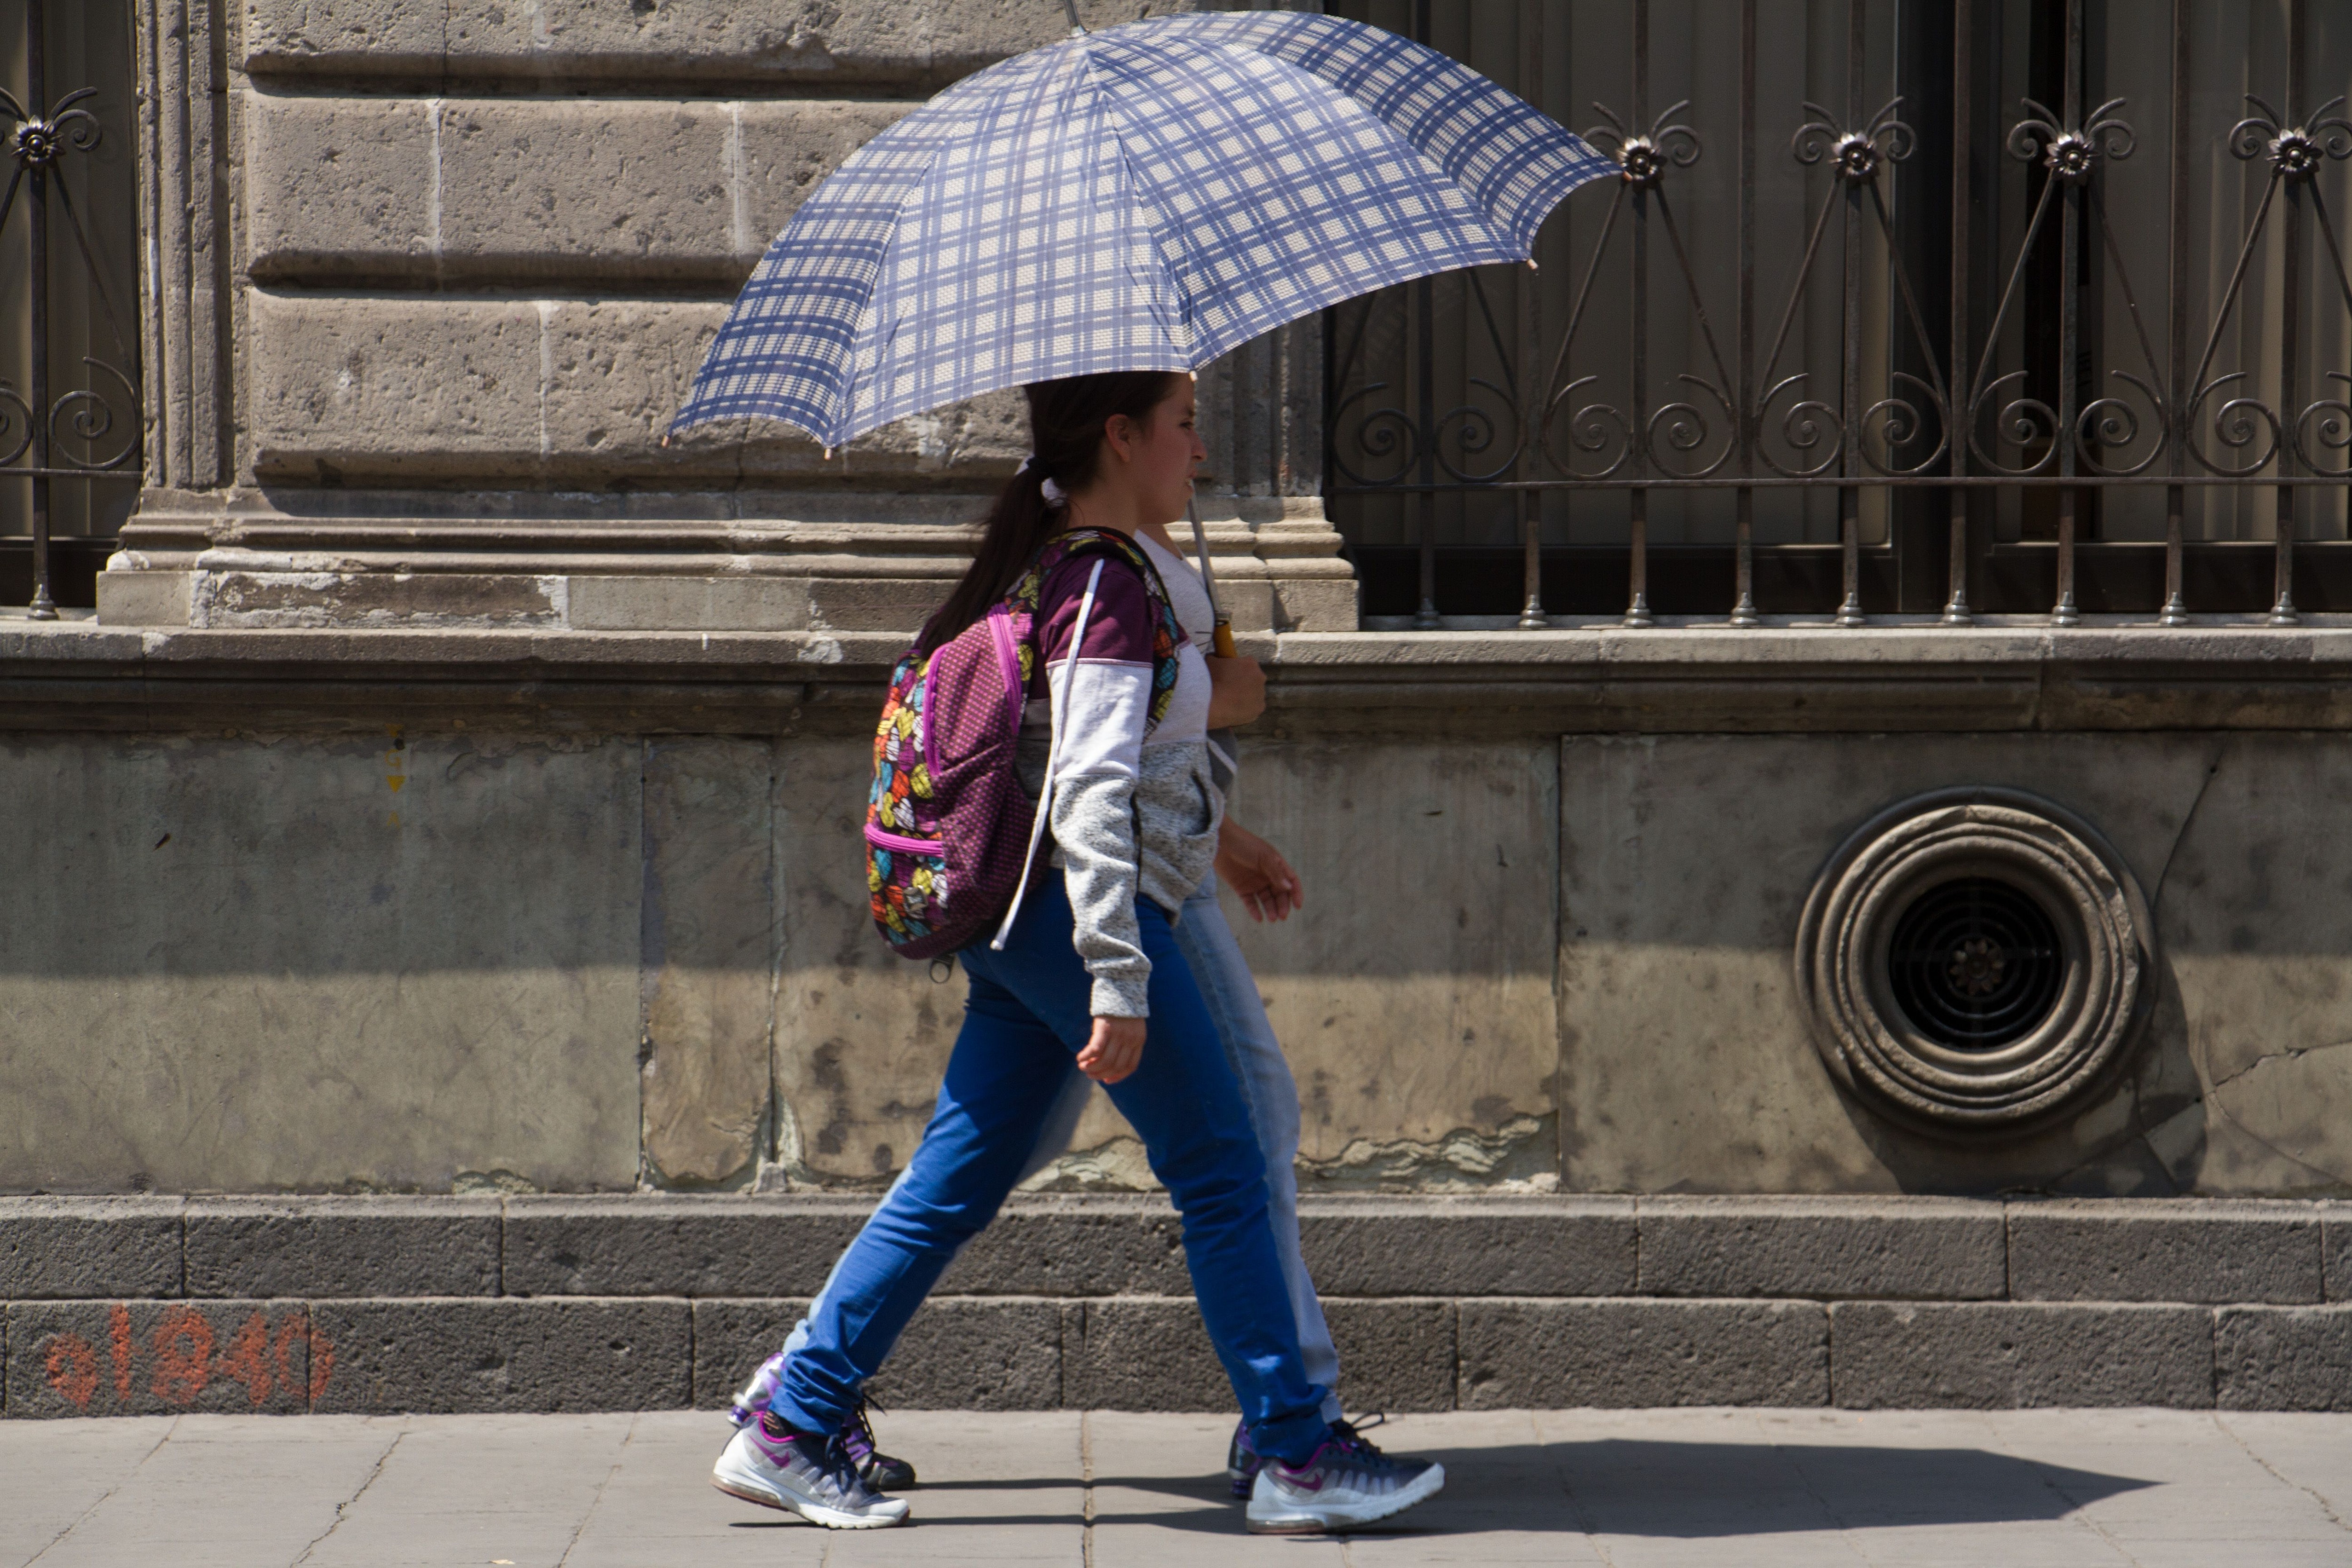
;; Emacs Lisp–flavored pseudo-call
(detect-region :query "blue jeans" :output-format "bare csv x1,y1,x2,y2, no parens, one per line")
768,875,1333,1465
777,881,1344,1422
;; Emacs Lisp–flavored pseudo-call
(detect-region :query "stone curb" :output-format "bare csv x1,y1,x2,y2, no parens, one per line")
4,1294,2346,1416
186,1197,502,1299
1637,1196,2004,1300
7,1194,2346,1303
1829,1302,2217,1409
2007,1199,2324,1305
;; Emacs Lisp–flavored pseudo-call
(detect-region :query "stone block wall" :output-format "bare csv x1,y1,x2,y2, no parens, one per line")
8,625,2352,1202
108,0,1354,635
6,1195,2351,1417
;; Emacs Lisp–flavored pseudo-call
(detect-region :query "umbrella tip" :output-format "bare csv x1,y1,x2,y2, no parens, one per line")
1526,259,1539,272
823,446,834,461
1062,0,1087,35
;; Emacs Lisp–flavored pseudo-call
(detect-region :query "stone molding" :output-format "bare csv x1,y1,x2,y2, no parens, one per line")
4,1195,2349,1414
11,621,2352,735
1796,789,2156,1138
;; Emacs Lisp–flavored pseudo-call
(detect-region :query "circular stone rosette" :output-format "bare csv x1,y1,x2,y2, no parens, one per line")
1794,788,2155,1139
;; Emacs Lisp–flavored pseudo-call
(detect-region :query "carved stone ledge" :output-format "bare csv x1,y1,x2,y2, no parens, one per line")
100,488,1359,633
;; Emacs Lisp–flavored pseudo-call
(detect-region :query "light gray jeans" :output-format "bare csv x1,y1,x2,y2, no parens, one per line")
768,877,1342,1424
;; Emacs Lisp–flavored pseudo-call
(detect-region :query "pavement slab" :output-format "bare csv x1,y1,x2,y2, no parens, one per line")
0,1407,2347,1566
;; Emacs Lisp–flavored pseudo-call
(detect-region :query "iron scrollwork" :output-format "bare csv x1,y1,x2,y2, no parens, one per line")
2,4,142,619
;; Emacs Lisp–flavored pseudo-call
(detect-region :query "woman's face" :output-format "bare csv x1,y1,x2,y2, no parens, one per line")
1104,376,1207,526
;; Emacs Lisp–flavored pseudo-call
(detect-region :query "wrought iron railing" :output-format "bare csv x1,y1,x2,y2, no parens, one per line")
1327,0,2352,626
3,0,138,618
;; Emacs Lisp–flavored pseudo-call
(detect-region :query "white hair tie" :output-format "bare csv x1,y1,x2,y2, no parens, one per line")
1041,476,1068,506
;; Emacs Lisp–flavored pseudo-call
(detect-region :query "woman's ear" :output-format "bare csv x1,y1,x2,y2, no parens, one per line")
1102,413,1137,464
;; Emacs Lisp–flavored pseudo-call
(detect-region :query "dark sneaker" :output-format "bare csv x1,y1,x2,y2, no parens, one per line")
1225,1417,1263,1499
713,1413,912,1529
1244,1424,1444,1535
843,1396,918,1491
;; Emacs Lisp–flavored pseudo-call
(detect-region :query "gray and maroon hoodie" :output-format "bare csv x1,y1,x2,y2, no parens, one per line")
1015,547,1221,1018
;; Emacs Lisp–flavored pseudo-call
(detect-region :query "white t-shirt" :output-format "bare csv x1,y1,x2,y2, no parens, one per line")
1138,532,1236,784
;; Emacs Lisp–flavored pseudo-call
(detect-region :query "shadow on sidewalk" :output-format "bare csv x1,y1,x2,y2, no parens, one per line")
891,1438,2157,1537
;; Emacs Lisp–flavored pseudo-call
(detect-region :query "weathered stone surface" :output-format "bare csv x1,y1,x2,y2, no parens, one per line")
308,1298,689,1413
2326,1204,2352,1302
773,739,967,1185
1457,1298,1828,1409
692,1297,1062,1412
241,0,446,73
1558,734,2219,1196
1230,739,1560,1183
185,1198,500,1298
245,0,1207,83
5,1300,315,1417
246,293,1029,484
939,1199,1192,1297
2008,1200,2323,1304
2154,739,2352,1194
0,732,642,1193
1637,1196,2007,1300
192,571,564,629
501,1198,868,1298
566,577,813,633
1323,1299,1457,1413
2216,1305,2352,1411
91,570,194,627
0,1200,183,1299
1299,1197,1636,1296
246,95,908,286
1060,1297,1226,1412
1830,1303,2215,1409
244,96,437,276
641,740,776,1188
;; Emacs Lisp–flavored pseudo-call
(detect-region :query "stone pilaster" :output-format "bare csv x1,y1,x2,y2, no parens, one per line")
99,0,1359,632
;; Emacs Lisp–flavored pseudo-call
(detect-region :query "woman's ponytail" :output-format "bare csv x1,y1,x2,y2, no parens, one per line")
915,369,1184,658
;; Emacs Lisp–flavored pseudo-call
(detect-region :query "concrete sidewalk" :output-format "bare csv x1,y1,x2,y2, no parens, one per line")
4,1408,2348,1567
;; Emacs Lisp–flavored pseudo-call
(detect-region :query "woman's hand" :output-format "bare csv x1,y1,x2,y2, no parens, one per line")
1079,1016,1146,1084
1216,819,1303,923
1204,653,1267,728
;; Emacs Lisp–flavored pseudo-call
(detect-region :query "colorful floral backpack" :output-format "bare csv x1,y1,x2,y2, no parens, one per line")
865,527,1181,961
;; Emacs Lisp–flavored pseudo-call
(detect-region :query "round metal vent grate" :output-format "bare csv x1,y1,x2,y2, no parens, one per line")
1884,877,2064,1050
1794,788,2155,1138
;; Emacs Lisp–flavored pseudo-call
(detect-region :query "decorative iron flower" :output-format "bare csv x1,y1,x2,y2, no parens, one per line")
11,117,61,167
1616,136,1664,187
2044,131,2096,181
1584,100,1701,192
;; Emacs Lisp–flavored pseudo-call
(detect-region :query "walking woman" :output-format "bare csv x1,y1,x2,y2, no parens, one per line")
711,370,1442,1535
731,484,1353,1504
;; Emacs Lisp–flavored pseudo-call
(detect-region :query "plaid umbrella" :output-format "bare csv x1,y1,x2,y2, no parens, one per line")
671,10,1613,450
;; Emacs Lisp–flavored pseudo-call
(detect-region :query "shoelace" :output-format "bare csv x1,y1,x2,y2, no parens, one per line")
842,1393,885,1461
1327,1412,1389,1461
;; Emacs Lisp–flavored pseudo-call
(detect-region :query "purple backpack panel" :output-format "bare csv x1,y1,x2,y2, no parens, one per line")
865,528,1180,961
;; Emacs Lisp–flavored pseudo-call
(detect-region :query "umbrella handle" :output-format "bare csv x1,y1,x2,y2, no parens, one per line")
1212,620,1237,659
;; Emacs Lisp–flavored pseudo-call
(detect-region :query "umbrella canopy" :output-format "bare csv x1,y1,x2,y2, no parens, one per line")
672,10,1613,450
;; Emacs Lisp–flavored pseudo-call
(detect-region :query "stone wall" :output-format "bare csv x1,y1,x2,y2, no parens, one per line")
5,1194,2350,1416
107,0,1353,636
7,621,2352,1202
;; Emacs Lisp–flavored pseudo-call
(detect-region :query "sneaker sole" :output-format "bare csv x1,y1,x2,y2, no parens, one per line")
711,1472,910,1530
1244,1462,1446,1536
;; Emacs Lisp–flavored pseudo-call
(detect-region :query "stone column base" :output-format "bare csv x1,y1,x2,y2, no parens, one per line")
99,489,1359,634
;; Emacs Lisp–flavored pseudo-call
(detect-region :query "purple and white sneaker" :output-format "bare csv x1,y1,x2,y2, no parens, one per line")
713,1411,911,1529
727,1349,790,1428
730,1353,916,1491
1244,1422,1444,1535
1226,1417,1263,1499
